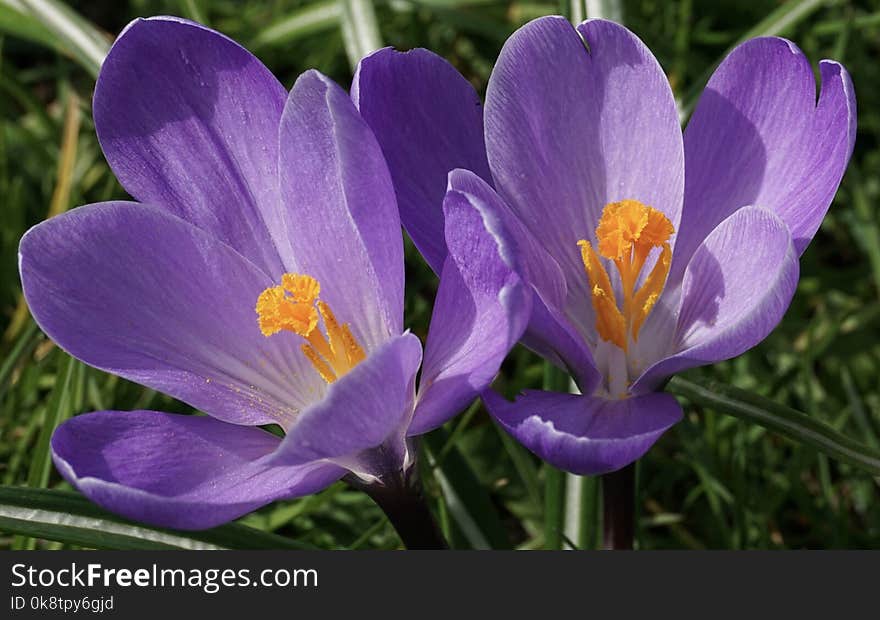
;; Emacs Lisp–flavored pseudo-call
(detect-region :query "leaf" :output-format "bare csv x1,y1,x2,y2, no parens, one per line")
542,363,570,549
668,376,880,476
679,0,826,116
0,486,317,550
15,0,109,78
339,0,382,71
252,0,341,49
26,352,76,490
423,428,511,549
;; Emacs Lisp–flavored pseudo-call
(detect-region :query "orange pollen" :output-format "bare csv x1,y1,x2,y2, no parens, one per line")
255,273,366,383
578,200,674,351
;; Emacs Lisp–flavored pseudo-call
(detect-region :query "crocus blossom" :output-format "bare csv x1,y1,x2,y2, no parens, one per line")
354,17,856,475
18,16,529,529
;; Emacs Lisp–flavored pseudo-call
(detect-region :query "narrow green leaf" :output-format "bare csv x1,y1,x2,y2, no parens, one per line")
16,0,109,77
178,0,208,25
423,429,511,549
0,1,60,50
27,352,75,489
339,0,382,71
253,0,340,49
679,0,828,116
542,363,570,549
668,376,880,476
0,486,316,550
0,320,38,398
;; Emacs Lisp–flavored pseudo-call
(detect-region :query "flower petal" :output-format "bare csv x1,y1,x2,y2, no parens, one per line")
634,206,799,392
20,202,325,428
485,389,682,476
442,169,601,392
353,48,492,274
409,174,531,435
674,37,856,277
94,16,289,276
52,410,343,530
485,16,683,300
272,333,422,476
280,70,403,351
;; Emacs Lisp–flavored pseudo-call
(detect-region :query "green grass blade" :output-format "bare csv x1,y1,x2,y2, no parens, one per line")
668,376,880,476
423,429,511,549
26,352,75,489
542,363,570,549
679,0,827,116
16,0,109,77
0,486,317,550
253,0,341,49
0,1,60,50
339,0,382,71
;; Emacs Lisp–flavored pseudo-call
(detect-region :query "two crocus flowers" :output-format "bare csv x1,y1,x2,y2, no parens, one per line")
18,15,854,539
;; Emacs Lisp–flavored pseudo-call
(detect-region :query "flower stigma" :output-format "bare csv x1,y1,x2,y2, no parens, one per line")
256,274,366,383
578,200,674,353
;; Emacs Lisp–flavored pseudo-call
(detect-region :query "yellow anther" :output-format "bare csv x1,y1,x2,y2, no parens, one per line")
282,273,320,303
256,286,318,337
256,274,366,384
578,200,674,350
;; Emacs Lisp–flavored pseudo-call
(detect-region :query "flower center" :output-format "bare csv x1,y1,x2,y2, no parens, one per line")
256,274,366,383
578,200,674,352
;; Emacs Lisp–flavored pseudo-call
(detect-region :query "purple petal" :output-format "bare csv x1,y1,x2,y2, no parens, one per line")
280,70,403,351
485,16,683,307
20,202,326,428
272,333,422,478
409,174,530,435
94,16,289,276
443,169,601,392
634,206,799,392
52,410,343,530
485,389,682,476
674,37,856,278
353,48,492,274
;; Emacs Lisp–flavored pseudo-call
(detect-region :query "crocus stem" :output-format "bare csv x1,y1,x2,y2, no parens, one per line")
602,463,635,550
348,468,448,550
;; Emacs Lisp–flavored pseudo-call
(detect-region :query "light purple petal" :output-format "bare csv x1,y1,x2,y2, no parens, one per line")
674,37,856,278
52,410,343,530
20,202,326,428
634,206,799,392
442,169,601,392
409,174,530,435
280,70,403,351
353,48,492,274
94,16,289,276
272,333,422,477
485,16,684,324
485,389,682,476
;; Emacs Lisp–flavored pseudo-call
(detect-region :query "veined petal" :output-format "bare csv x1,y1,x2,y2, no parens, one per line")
271,333,422,477
634,207,799,392
674,37,856,280
485,389,682,476
410,174,530,435
20,202,324,428
443,169,601,392
94,16,289,276
51,411,343,530
280,70,403,351
353,48,492,274
485,16,683,316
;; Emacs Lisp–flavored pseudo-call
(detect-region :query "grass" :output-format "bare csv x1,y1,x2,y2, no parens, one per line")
0,0,878,549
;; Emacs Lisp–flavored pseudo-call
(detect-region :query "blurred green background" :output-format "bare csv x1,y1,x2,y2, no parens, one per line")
0,0,878,549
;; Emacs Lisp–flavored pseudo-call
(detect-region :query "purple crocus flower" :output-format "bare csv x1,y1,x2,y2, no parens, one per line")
354,17,856,475
18,17,529,530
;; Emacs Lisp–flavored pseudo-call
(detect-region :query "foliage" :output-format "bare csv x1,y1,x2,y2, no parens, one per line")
1,0,878,549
